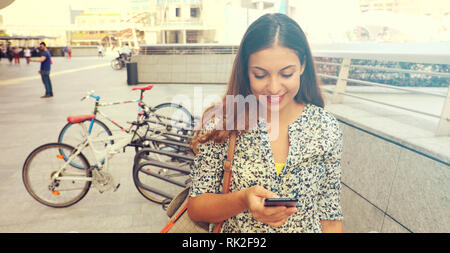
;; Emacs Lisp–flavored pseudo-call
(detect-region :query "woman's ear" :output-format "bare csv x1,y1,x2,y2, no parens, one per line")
300,61,306,76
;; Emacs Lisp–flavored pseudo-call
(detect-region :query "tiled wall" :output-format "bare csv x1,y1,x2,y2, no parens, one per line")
339,121,450,233
133,54,235,83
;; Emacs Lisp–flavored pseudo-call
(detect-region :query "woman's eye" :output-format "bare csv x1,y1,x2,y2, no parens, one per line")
281,73,294,78
254,74,266,79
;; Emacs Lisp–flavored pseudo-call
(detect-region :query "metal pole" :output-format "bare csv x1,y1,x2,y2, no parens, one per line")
436,86,450,136
331,58,351,104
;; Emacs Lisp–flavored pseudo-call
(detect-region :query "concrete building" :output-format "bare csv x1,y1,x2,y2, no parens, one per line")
1,0,299,49
142,0,211,44
354,0,450,42
67,1,148,48
358,0,450,16
70,13,130,47
141,0,297,44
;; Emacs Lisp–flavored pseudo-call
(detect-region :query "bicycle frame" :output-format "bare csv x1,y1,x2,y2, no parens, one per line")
56,108,190,184
54,119,187,184
86,93,145,134
53,124,134,183
83,91,194,149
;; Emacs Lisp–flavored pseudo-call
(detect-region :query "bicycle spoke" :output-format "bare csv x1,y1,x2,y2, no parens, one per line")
23,143,91,208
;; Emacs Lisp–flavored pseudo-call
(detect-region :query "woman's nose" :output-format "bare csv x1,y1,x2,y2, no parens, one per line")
267,76,282,95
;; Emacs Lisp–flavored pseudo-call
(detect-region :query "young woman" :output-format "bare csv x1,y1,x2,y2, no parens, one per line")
187,13,343,233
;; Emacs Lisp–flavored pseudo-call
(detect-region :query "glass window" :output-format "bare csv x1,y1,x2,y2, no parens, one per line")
191,7,200,17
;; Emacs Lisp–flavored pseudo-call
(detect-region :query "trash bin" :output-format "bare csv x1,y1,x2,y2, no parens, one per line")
127,62,138,85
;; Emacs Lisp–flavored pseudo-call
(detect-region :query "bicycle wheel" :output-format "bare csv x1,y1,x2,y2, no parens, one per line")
22,143,92,208
133,156,192,204
153,103,195,132
147,103,195,155
58,119,112,168
111,59,122,70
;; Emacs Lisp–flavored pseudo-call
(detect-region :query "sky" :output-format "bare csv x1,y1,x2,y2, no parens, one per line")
0,0,125,26
0,0,359,27
1,0,71,26
0,0,447,42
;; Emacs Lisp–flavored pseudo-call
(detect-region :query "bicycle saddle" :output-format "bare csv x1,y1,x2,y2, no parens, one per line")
132,84,154,91
67,114,96,124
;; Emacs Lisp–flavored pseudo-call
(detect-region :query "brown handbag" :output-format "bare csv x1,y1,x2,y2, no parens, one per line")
161,131,238,233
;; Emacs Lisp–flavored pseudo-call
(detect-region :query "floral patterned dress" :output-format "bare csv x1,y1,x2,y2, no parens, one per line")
189,103,343,233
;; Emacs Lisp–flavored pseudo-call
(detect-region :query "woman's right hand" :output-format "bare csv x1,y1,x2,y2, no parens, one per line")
243,186,297,228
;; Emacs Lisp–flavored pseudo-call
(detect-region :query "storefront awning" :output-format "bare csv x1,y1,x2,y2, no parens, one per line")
0,35,57,40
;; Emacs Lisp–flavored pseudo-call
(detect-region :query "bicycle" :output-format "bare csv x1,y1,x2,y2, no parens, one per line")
111,52,131,70
22,118,145,208
22,86,195,208
57,85,195,168
22,131,194,208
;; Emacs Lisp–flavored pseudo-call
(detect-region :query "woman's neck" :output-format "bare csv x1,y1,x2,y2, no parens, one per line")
264,102,305,126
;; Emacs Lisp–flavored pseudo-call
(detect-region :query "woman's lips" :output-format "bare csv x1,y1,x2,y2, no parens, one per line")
266,94,286,104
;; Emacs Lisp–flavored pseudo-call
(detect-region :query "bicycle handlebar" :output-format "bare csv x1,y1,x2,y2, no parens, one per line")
80,90,100,101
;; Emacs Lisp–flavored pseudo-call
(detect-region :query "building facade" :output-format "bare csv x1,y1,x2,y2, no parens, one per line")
358,0,450,16
1,0,298,49
135,0,297,45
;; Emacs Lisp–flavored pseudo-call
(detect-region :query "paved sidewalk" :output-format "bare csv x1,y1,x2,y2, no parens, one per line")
0,56,226,232
0,56,448,233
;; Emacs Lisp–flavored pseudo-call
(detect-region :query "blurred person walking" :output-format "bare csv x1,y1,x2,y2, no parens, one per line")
68,46,72,59
7,45,13,64
13,46,21,64
24,47,31,64
98,45,104,57
64,46,69,58
29,42,53,98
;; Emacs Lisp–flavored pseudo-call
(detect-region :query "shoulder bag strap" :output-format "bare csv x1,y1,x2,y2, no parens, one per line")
213,131,237,233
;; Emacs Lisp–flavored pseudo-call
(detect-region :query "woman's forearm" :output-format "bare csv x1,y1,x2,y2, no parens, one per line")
320,220,343,233
187,190,248,223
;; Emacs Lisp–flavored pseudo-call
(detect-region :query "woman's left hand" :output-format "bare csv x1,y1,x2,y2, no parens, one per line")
244,186,297,228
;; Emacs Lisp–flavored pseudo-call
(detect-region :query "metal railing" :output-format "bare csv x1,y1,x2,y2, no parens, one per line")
139,44,239,55
313,49,450,136
136,43,450,135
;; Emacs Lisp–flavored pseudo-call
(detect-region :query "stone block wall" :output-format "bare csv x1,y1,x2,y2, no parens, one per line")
133,54,235,84
339,121,449,233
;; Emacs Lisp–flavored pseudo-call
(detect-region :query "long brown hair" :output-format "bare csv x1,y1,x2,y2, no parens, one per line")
191,13,324,153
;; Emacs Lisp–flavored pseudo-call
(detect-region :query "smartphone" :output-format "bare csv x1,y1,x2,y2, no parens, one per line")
264,198,298,207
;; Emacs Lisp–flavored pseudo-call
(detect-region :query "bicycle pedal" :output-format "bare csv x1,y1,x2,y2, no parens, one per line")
113,183,120,192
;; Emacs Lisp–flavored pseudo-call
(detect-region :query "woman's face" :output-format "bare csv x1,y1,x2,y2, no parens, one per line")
248,44,305,116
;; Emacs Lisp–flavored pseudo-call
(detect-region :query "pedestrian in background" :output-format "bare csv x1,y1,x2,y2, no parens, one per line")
98,45,104,57
68,46,72,59
29,42,53,98
33,47,39,57
7,45,13,64
24,47,31,64
188,13,343,233
64,46,68,58
13,46,21,64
